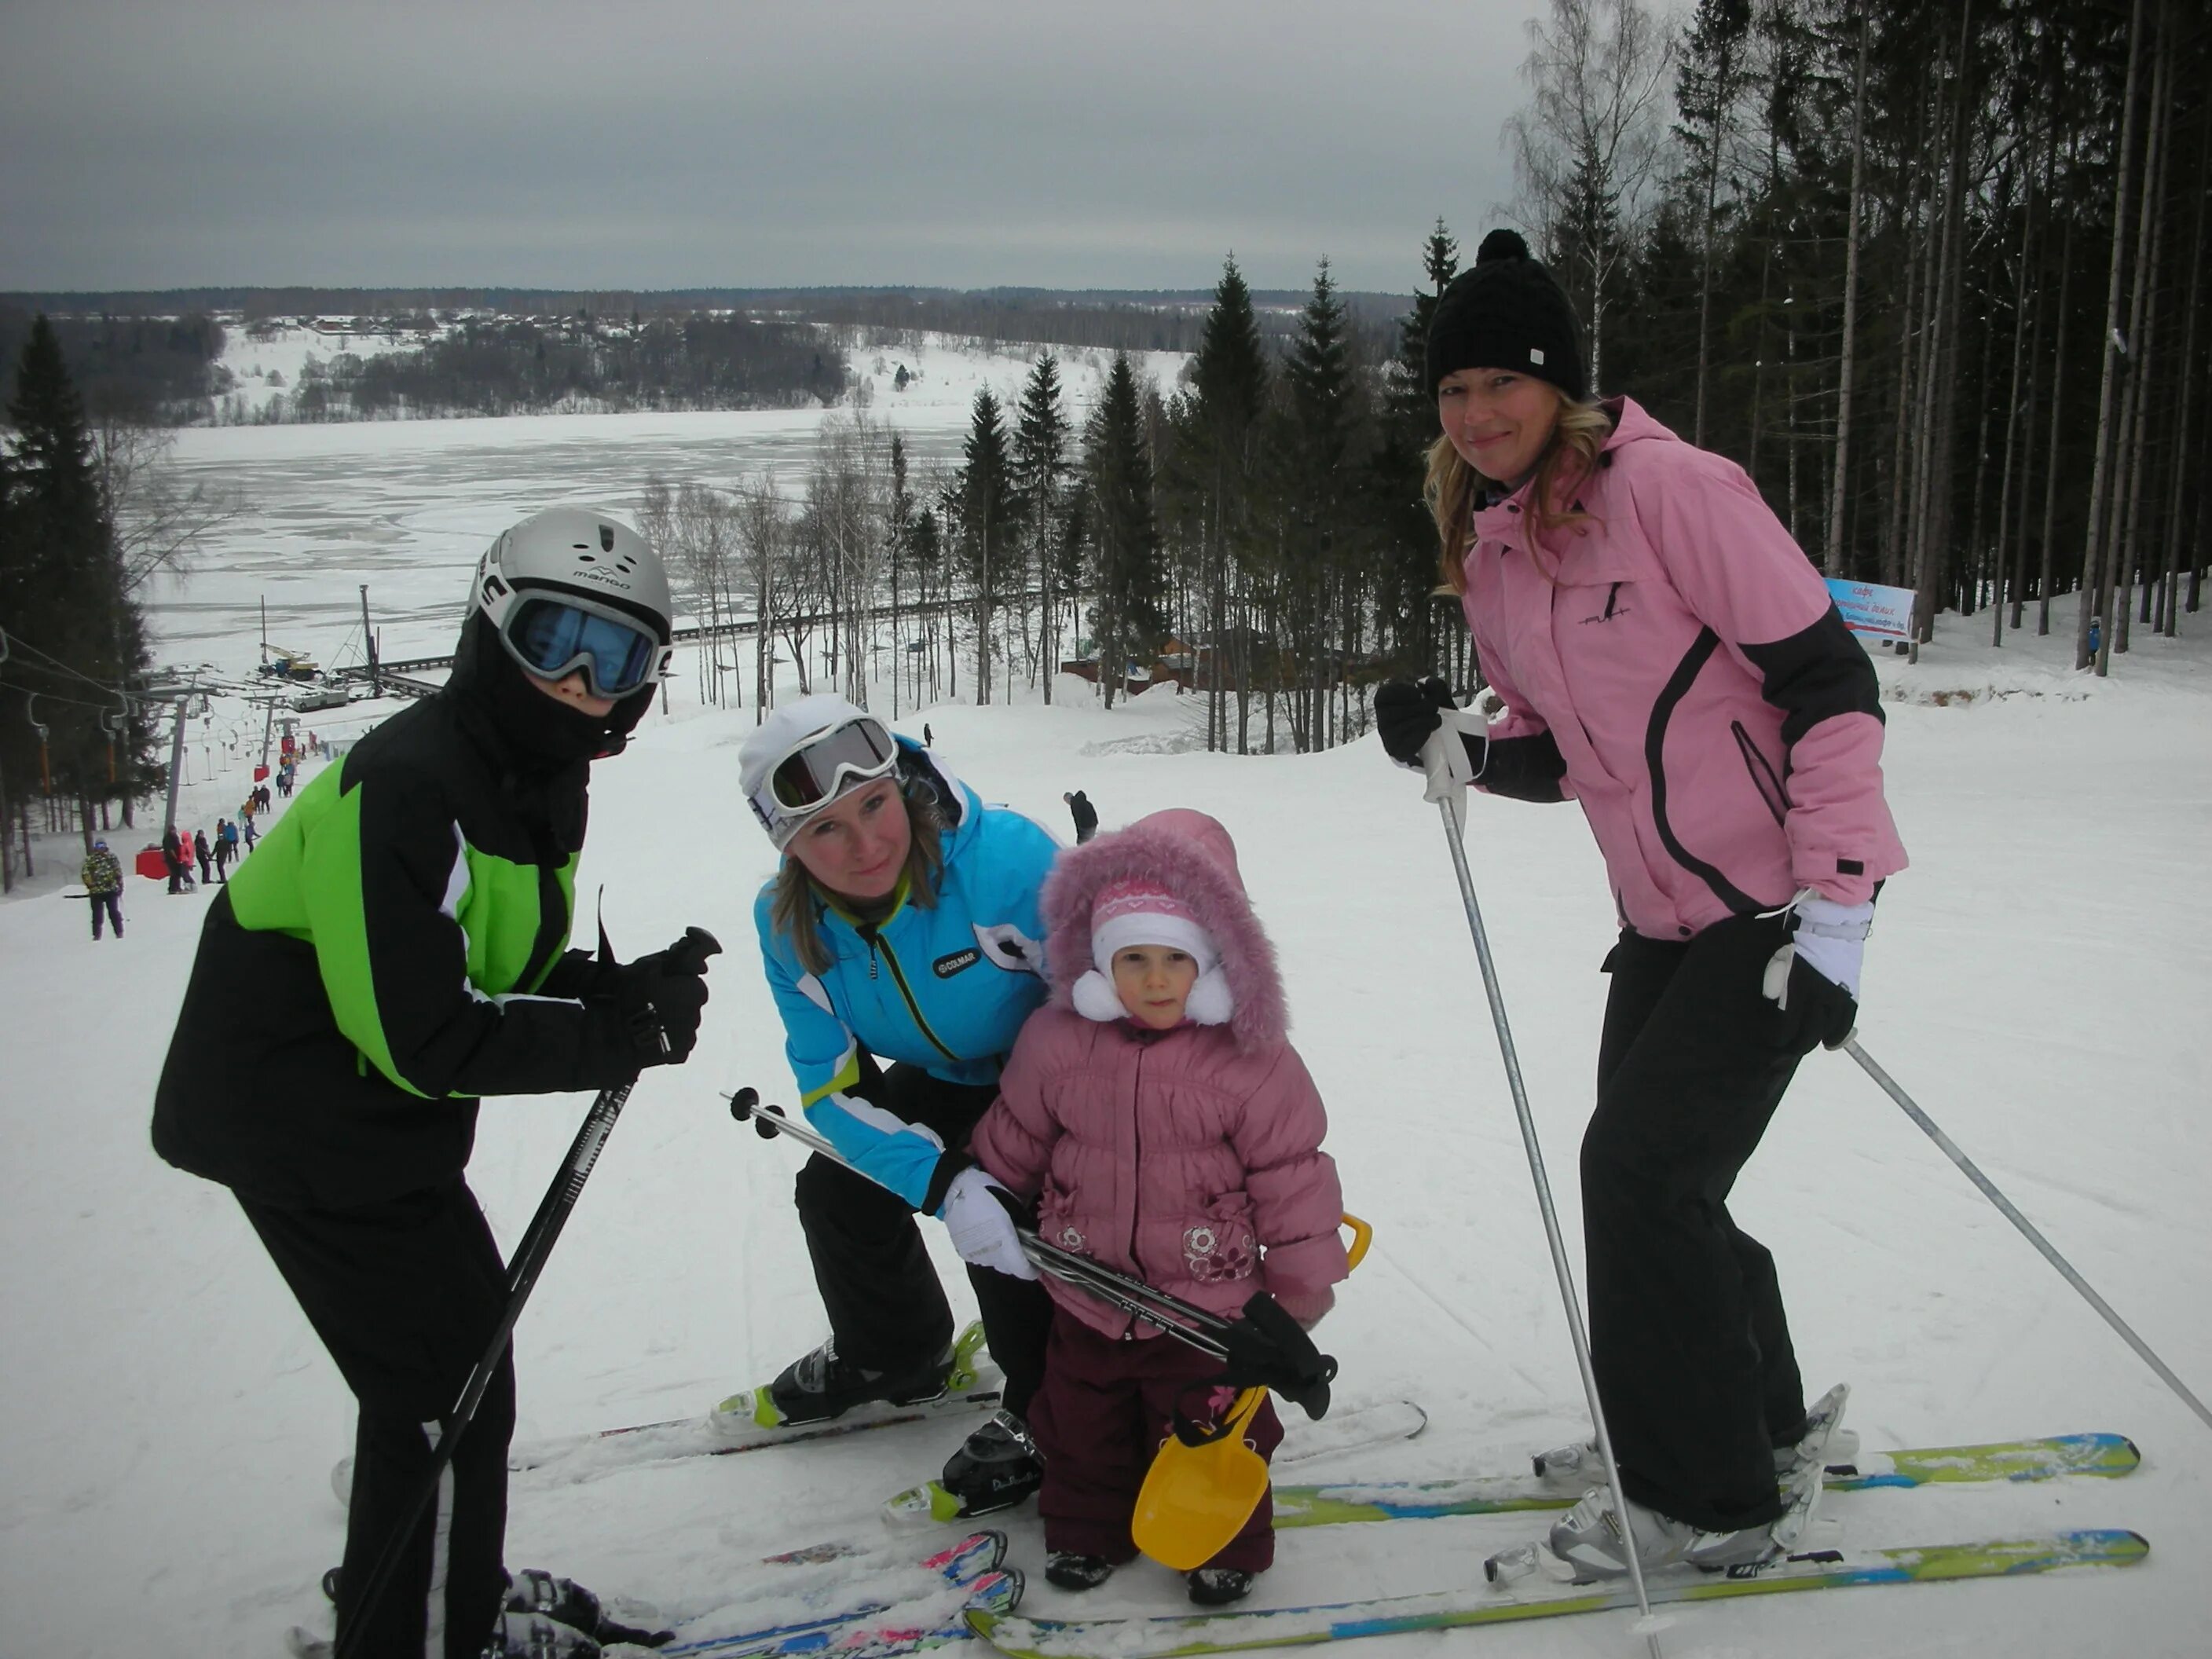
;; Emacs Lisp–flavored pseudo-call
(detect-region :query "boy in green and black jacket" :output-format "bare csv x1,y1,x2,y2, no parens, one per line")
154,508,714,1659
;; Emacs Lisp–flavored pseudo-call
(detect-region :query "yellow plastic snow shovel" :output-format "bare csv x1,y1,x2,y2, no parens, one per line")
1131,1214,1373,1569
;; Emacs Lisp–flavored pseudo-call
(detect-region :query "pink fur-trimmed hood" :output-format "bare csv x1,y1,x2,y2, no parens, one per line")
1042,808,1289,1053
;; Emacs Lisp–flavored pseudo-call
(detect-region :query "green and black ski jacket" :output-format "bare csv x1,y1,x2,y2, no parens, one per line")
152,691,639,1210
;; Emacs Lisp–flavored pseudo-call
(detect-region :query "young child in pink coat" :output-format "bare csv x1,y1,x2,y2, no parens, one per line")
964,808,1349,1607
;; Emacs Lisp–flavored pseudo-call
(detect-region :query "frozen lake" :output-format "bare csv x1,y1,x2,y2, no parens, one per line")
152,408,972,678
148,335,1187,678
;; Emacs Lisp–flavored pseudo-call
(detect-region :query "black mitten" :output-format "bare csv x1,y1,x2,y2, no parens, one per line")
1374,678,1460,767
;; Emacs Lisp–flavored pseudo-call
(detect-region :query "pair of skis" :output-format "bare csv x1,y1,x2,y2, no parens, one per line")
651,1426,2146,1659
956,1426,2148,1658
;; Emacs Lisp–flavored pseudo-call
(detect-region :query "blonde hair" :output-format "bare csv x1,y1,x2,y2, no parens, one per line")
771,783,947,976
1424,394,1613,595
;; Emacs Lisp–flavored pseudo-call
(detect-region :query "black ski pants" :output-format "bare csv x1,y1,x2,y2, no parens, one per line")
240,1179,513,1659
1581,913,1811,1533
794,1060,1052,1422
89,892,123,938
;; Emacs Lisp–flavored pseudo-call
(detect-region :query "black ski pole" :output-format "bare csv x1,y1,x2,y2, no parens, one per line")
727,1086,1335,1415
335,926,720,1659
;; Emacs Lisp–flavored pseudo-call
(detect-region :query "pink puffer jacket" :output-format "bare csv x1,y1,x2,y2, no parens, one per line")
969,811,1350,1338
1463,397,1906,938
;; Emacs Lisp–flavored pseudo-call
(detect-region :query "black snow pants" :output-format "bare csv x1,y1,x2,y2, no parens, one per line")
794,1060,1052,1422
89,892,123,938
240,1179,514,1659
1581,913,1812,1533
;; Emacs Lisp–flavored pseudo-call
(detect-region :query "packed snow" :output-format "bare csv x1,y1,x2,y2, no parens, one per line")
2,411,2207,1657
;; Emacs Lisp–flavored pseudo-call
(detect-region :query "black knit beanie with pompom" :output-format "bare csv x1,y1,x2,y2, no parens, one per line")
1423,229,1588,401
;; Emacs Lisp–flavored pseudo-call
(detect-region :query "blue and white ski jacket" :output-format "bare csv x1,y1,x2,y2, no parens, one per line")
754,748,1057,1214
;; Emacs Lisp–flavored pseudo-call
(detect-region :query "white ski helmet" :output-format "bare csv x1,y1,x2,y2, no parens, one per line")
471,507,676,698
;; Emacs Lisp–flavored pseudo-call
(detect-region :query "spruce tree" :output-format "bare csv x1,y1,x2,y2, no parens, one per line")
1282,261,1364,749
2,316,150,844
1085,353,1166,711
1188,256,1270,747
1011,354,1071,701
1373,222,1460,676
954,387,1013,703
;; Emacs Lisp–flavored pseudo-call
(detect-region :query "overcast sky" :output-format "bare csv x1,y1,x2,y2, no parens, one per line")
0,0,1547,296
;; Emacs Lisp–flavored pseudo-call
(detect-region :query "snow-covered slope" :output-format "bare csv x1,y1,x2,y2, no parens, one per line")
2,613,2207,1657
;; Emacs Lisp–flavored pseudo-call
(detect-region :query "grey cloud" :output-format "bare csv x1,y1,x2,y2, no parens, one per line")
1,0,1539,292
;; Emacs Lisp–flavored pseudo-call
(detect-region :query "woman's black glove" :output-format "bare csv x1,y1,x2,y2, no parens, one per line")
1375,678,1461,767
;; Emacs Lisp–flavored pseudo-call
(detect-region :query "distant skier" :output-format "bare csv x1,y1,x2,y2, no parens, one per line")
161,823,188,894
923,722,934,747
1062,789,1098,844
192,828,214,887
152,508,712,1659
1377,231,1906,1583
965,809,1350,1607
82,838,125,940
214,818,235,883
740,694,1057,1519
240,813,257,853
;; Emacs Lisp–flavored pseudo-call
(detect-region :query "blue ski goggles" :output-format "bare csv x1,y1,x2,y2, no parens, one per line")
499,595,665,698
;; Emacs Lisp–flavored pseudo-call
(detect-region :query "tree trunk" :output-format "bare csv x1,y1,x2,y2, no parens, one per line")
1825,12,1871,577
2103,1,2170,665
2037,168,2076,637
1994,149,2036,645
2078,0,2151,670
2158,96,2209,635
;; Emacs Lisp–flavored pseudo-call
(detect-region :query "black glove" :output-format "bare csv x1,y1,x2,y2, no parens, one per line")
1218,1291,1339,1419
1770,954,1856,1056
1374,678,1459,767
605,929,716,1067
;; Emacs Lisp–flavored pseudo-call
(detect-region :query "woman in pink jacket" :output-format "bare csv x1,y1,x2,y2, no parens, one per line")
965,808,1349,1608
1375,230,1906,1583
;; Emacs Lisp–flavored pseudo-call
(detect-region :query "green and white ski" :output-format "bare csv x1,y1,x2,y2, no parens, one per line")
964,1530,2149,1658
1270,1432,2139,1528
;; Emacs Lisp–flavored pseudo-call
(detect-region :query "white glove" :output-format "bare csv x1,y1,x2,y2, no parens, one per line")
940,1167,1039,1281
1780,894,1873,999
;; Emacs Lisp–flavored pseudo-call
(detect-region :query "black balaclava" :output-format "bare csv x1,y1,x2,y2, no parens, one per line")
445,611,657,851
447,610,655,770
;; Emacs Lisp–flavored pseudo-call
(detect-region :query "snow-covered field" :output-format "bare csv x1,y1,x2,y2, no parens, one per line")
2,592,2207,1657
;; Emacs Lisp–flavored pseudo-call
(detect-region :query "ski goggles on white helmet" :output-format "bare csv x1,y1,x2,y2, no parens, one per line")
493,591,667,699
749,716,900,845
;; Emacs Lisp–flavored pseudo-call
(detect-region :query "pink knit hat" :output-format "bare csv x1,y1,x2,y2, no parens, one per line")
1071,877,1234,1027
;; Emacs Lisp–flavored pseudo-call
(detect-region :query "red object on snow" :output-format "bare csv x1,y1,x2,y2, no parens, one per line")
253,764,269,782
134,847,169,881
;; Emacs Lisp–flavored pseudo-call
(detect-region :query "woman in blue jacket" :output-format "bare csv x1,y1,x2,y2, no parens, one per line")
742,696,1058,1515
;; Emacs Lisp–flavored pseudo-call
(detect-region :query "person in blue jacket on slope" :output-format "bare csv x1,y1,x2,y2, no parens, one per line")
742,694,1058,1516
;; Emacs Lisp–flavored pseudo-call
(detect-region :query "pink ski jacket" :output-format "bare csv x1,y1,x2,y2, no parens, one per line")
969,810,1350,1337
1460,398,1906,938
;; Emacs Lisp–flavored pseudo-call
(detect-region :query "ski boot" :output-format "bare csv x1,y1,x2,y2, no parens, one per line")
320,1566,672,1649
1532,1382,1855,1493
939,1408,1045,1517
482,1609,599,1658
765,1335,957,1426
1185,1567,1254,1606
1541,1488,1783,1584
506,1568,674,1647
1044,1551,1117,1591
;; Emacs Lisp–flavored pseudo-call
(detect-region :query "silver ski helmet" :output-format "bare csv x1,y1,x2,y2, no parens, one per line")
471,507,676,699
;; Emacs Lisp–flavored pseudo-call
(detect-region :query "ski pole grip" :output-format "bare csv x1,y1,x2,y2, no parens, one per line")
1340,1213,1373,1273
670,925,723,974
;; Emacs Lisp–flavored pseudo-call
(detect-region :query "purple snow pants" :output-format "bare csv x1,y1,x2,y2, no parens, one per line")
1028,1309,1284,1573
